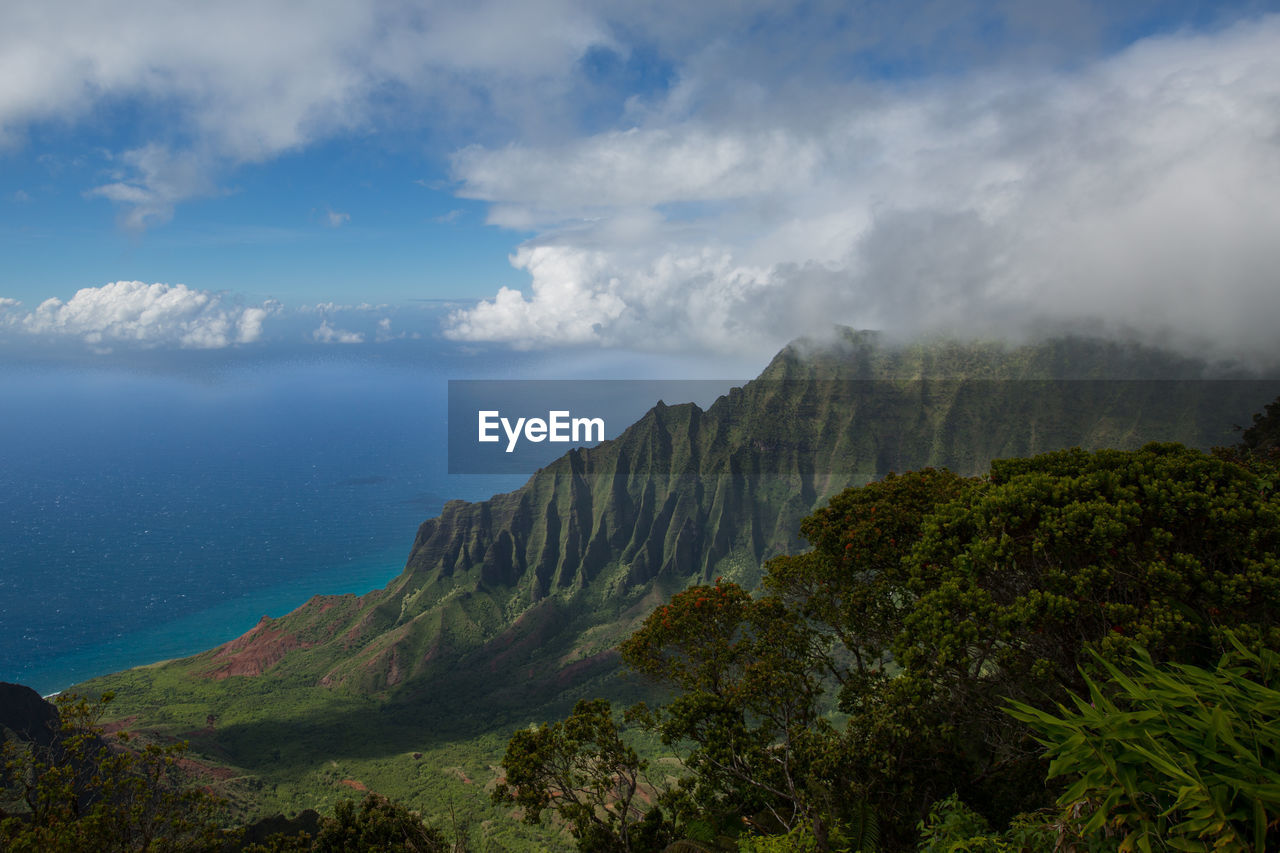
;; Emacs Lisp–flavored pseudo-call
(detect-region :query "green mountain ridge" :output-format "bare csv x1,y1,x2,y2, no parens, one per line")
232,332,1264,699
75,330,1280,827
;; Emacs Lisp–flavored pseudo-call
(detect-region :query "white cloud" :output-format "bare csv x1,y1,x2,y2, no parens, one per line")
16,281,271,349
452,126,823,227
446,245,628,347
236,306,271,344
4,1,1266,237
446,16,1280,360
325,209,351,228
312,319,364,344
6,2,1277,360
86,146,218,231
0,0,620,227
374,316,415,342
298,301,388,313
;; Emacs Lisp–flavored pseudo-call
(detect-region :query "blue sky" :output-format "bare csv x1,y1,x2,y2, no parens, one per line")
3,1,1280,366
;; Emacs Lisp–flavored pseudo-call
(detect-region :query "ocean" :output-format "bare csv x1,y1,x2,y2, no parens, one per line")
0,354,525,695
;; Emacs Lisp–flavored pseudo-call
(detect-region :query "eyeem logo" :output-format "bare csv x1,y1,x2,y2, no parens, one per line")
448,379,742,474
478,410,605,452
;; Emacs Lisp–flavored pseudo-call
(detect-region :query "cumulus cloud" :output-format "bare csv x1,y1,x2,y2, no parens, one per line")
325,209,351,228
0,290,455,352
15,281,273,349
446,16,1280,360
312,319,364,344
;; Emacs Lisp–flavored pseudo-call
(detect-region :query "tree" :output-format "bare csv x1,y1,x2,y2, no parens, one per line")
311,792,452,853
493,698,665,852
888,443,1280,763
0,692,227,852
848,444,1280,837
620,582,847,850
1237,395,1280,456
240,793,472,853
1215,394,1280,482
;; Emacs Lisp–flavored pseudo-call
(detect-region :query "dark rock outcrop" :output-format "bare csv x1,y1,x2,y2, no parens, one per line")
0,681,58,748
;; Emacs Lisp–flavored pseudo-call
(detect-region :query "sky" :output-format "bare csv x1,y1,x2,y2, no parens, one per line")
3,1,1280,367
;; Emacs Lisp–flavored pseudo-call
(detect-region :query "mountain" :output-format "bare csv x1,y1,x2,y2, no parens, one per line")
75,331,1279,822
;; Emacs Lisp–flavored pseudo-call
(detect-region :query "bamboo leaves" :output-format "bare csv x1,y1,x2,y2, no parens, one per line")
1006,636,1280,852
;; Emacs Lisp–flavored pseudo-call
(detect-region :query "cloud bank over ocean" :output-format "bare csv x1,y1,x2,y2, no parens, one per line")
0,285,440,354
1,282,270,351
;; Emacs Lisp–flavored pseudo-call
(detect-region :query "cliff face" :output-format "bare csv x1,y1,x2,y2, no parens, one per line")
176,331,1274,706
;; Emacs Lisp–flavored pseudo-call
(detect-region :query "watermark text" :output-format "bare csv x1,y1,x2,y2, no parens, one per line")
478,410,605,452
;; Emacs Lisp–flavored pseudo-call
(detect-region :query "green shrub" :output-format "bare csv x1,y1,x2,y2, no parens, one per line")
1007,634,1280,852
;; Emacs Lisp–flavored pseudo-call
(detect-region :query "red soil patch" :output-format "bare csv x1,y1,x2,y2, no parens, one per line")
201,617,314,679
177,756,237,781
96,726,237,787
342,608,386,646
101,715,139,735
340,779,368,791
555,649,619,688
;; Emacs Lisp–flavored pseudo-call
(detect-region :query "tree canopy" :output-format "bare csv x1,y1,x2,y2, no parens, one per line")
498,426,1280,852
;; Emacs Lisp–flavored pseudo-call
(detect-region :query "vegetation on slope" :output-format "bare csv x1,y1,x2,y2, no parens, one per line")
500,429,1280,851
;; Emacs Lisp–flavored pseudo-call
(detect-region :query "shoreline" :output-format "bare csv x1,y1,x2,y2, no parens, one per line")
9,554,407,697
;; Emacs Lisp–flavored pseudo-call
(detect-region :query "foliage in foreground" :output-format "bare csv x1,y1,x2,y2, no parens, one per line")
913,794,1057,853
243,791,472,852
1,693,477,852
0,692,227,852
1007,634,1280,852
920,634,1280,852
499,425,1280,852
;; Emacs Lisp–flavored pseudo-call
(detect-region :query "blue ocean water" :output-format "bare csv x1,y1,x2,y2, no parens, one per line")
0,356,523,695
